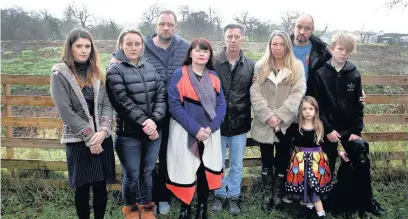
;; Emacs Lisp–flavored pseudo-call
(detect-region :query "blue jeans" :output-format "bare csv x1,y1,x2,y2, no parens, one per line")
115,133,161,205
214,133,247,198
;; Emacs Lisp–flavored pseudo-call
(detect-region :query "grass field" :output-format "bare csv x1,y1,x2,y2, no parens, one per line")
1,170,407,219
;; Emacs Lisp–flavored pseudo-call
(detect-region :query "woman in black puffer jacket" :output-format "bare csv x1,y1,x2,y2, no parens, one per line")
106,28,165,219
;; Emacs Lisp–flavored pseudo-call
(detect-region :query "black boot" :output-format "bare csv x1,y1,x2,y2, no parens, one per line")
272,172,284,206
179,203,192,219
365,198,385,216
261,168,274,213
195,200,210,219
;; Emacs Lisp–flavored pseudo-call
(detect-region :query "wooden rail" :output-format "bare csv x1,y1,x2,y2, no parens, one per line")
2,94,407,106
2,74,408,86
1,74,407,189
3,152,407,172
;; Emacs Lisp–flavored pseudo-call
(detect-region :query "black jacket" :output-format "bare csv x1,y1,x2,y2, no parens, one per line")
214,49,255,136
106,50,166,137
311,60,364,136
291,34,332,96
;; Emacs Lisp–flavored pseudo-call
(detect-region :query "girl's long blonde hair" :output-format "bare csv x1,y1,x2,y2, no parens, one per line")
257,31,302,84
299,96,324,144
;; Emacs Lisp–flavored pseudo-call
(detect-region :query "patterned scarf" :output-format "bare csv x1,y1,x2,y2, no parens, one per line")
187,65,216,157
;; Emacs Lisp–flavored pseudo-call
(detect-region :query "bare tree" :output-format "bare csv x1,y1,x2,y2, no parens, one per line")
41,10,62,39
68,3,92,29
233,11,264,41
178,5,190,22
358,25,368,43
314,24,329,38
281,11,300,33
143,3,161,26
233,11,249,28
386,0,408,9
357,25,376,44
233,11,250,38
138,3,162,36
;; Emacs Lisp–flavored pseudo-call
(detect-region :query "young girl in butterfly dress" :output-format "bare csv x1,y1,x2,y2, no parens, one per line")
275,96,333,218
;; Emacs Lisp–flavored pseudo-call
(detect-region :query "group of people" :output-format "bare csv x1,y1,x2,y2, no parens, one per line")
50,10,385,219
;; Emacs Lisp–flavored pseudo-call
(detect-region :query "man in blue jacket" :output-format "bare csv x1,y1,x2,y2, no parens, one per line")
145,10,190,215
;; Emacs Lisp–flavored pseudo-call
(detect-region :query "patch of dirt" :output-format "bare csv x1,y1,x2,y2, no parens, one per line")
351,45,408,76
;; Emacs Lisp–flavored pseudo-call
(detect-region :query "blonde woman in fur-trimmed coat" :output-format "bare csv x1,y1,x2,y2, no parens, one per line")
250,31,306,212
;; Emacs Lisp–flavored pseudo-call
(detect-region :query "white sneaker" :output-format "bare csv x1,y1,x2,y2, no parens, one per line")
282,197,293,204
159,201,170,214
300,201,314,209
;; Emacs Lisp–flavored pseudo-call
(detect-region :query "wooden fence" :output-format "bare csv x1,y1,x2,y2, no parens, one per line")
1,74,408,190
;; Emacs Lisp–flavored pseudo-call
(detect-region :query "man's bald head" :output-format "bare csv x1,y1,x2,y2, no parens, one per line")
295,14,315,28
293,14,315,46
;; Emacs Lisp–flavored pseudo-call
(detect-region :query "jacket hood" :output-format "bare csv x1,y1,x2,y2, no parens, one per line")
112,49,146,67
325,59,356,73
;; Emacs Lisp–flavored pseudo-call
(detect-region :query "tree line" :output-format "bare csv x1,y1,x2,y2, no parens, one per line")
2,1,405,42
1,3,329,42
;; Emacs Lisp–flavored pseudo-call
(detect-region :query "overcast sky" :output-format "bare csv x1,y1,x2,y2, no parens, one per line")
2,0,408,33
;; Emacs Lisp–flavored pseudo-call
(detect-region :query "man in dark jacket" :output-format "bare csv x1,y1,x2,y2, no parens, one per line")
144,10,190,215
291,14,366,102
210,24,255,216
291,14,332,96
311,33,385,217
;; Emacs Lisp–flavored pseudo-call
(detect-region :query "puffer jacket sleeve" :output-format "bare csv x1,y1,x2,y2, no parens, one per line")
151,72,167,124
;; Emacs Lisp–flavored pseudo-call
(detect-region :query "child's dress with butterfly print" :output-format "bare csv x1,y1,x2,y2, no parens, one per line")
275,123,333,204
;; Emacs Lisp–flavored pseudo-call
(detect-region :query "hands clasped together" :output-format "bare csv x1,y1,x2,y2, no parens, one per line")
89,131,107,154
143,119,159,141
195,127,212,142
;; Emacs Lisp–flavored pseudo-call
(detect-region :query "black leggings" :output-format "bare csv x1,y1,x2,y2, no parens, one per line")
181,142,209,208
75,181,107,219
259,142,292,174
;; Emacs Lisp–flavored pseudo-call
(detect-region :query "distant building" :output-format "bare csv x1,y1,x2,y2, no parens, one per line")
369,33,408,44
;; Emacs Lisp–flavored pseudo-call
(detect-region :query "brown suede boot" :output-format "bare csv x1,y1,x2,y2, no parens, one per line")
139,202,157,219
122,205,140,219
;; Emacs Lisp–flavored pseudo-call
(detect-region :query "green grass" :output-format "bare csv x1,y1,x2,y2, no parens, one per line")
1,170,407,219
244,51,263,61
1,49,112,94
1,49,111,76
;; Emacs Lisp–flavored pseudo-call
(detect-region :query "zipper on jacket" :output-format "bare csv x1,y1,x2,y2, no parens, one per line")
336,70,342,112
132,67,152,116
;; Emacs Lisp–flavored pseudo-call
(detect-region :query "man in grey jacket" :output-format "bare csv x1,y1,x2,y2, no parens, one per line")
144,10,190,215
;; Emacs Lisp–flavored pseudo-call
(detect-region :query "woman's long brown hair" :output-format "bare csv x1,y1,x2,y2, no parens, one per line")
62,28,104,88
298,96,324,144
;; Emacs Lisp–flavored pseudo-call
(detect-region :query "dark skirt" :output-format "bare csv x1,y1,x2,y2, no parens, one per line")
66,136,116,188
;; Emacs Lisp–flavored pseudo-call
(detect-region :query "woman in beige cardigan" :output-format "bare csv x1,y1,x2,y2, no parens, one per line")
250,31,306,212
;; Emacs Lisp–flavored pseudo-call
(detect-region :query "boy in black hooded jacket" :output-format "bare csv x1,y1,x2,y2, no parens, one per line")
309,33,385,218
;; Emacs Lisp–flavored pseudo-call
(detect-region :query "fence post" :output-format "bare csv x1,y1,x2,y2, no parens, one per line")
3,83,15,177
